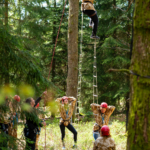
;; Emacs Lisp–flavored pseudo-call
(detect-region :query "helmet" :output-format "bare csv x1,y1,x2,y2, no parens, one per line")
101,102,108,108
101,125,110,136
62,96,68,101
14,95,20,102
35,103,39,108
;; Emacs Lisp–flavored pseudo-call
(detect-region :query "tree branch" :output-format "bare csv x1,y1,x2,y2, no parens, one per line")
108,68,130,73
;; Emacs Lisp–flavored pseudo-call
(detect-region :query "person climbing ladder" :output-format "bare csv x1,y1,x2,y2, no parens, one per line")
81,0,100,39
56,96,77,149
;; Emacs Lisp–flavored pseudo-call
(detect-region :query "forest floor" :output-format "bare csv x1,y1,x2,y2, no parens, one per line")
17,116,127,150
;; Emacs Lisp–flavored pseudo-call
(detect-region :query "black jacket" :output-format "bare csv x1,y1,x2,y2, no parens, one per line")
25,97,43,130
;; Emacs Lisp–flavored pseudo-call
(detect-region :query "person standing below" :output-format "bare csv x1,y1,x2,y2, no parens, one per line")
9,95,21,138
35,103,42,150
93,125,116,150
81,0,100,39
24,91,47,150
56,96,77,149
91,102,115,140
0,97,12,150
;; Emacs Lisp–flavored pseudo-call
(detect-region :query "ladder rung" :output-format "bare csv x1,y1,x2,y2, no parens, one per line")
93,75,97,77
94,66,97,68
75,113,79,114
93,95,98,97
93,85,97,87
77,101,81,102
75,119,79,120
78,87,81,89
76,107,80,109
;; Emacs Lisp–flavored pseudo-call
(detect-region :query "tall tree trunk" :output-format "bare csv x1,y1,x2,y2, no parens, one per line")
51,0,56,118
5,0,8,27
127,0,150,149
5,0,9,84
126,0,131,131
67,0,79,121
52,0,56,83
113,0,116,38
19,0,21,35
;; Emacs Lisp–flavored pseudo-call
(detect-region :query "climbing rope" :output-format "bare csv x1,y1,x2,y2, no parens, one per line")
44,0,68,149
75,12,84,123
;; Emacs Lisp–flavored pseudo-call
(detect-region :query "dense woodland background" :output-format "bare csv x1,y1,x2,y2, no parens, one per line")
2,0,150,149
0,0,133,114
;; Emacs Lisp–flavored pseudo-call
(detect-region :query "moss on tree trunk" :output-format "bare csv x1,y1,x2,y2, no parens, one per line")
127,0,150,149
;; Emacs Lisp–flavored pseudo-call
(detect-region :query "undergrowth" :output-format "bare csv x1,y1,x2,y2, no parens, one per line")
17,119,127,150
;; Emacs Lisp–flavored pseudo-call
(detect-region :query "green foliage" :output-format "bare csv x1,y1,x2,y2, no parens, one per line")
0,0,132,148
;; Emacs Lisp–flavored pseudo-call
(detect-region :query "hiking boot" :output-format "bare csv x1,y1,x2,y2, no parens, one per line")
62,142,65,149
90,35,100,39
72,145,77,149
62,147,66,149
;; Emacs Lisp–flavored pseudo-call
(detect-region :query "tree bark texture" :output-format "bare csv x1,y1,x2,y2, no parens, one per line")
66,0,79,98
127,0,150,149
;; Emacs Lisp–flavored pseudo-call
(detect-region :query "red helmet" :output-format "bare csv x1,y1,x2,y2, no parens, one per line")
62,96,68,101
101,125,110,136
101,102,108,108
14,95,20,102
35,103,39,108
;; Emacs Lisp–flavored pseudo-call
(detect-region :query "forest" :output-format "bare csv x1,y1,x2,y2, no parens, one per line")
0,0,149,149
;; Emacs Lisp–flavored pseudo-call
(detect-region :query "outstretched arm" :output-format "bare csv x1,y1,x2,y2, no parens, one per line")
34,91,47,107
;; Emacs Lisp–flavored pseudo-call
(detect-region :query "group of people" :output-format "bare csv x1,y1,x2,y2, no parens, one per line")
56,96,116,150
0,91,47,150
0,95,21,150
0,93,116,150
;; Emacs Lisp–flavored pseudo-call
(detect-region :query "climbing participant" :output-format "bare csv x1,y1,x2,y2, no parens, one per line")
24,91,47,150
91,102,115,140
93,125,116,150
55,96,77,149
81,0,100,39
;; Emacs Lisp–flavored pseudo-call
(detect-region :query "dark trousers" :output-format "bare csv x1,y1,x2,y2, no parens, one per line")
25,130,36,150
59,123,77,142
83,10,98,36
